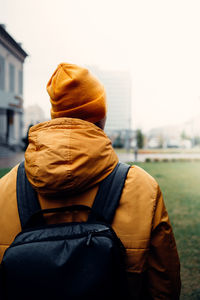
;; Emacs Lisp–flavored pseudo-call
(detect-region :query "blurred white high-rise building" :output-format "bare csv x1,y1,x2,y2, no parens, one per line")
87,66,132,148
87,66,132,132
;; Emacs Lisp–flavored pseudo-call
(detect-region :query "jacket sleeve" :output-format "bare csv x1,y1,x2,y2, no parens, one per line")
147,185,181,299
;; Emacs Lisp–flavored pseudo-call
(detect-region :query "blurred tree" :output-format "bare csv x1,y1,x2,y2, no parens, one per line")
181,130,190,140
136,129,144,149
113,133,124,148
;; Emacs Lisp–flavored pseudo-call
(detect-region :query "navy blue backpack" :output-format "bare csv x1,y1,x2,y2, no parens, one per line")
1,162,131,300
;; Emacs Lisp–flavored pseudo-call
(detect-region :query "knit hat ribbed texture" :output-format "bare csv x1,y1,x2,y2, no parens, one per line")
47,63,107,123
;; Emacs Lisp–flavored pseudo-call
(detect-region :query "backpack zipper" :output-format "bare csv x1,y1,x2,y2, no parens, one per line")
86,228,110,246
10,224,125,253
85,228,125,252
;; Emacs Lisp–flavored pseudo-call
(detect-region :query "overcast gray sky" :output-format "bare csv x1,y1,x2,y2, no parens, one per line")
1,0,200,131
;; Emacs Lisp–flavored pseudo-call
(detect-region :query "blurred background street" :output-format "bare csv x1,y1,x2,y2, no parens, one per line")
117,150,200,163
1,145,200,169
0,145,24,168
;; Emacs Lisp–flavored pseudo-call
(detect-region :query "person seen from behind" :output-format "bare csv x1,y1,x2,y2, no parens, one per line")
0,62,181,299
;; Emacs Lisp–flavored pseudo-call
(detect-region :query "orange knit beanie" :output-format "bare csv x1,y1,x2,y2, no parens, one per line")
46,63,107,123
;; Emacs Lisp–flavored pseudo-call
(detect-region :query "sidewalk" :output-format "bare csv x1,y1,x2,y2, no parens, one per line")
0,145,25,168
116,151,200,163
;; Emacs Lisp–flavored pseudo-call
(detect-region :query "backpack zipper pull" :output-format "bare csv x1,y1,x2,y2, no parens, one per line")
86,228,109,246
86,232,93,246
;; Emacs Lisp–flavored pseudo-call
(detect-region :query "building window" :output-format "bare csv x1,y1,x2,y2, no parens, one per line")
0,55,5,90
18,70,23,95
9,63,15,93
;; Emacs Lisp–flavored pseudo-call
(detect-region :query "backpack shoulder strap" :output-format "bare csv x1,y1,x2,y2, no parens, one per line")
88,162,131,224
17,161,45,229
17,161,130,228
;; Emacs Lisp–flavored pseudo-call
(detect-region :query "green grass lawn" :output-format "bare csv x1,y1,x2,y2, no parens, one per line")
1,162,200,299
132,161,200,300
0,168,11,178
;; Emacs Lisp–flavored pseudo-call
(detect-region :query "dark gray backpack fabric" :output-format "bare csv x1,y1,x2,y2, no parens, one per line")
1,162,131,300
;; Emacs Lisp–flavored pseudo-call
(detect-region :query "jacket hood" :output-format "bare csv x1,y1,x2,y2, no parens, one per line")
25,118,118,195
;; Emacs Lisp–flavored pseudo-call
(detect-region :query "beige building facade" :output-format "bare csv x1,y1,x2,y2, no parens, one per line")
0,24,27,147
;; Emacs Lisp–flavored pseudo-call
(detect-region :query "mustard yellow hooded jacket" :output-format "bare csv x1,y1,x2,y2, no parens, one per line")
0,118,181,299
